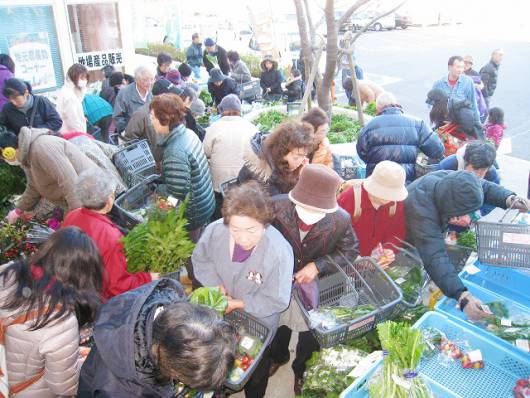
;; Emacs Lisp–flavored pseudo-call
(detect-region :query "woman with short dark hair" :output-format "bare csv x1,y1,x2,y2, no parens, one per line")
77,279,238,397
57,63,89,133
0,78,63,134
0,227,104,397
228,50,251,83
192,181,293,398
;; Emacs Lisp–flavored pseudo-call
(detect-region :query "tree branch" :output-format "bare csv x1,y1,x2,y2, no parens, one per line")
303,0,316,43
337,0,371,29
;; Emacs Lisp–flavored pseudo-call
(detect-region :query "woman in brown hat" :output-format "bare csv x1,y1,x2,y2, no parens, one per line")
269,164,360,395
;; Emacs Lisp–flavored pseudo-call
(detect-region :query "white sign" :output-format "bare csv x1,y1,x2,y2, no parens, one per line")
8,32,57,90
76,49,124,71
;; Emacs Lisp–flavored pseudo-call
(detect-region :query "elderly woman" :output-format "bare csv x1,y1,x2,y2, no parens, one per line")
238,121,315,195
56,63,89,133
62,169,158,300
192,181,293,398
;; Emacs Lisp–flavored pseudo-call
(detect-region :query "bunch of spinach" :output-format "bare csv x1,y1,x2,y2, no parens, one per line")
189,287,228,317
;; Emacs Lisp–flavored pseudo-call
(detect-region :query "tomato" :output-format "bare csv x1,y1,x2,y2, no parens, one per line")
241,363,250,371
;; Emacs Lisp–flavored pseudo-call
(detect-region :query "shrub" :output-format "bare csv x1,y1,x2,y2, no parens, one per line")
0,162,25,216
135,43,186,63
327,114,362,144
252,110,289,132
240,54,262,78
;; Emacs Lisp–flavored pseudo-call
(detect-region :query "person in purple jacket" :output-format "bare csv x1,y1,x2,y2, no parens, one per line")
0,54,15,111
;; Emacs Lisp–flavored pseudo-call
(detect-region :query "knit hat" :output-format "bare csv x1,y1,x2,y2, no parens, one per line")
363,161,408,202
208,68,226,83
165,69,181,85
289,164,341,213
152,78,183,96
218,94,241,114
178,63,192,78
204,38,215,47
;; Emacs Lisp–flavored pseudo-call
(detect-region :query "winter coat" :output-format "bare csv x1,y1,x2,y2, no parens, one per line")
159,124,215,230
16,127,97,212
260,61,283,95
338,182,405,256
310,137,333,169
437,145,500,185
65,134,126,193
186,43,203,68
272,195,360,274
63,208,151,300
203,45,230,75
77,279,186,397
203,115,257,191
207,77,240,106
480,60,499,98
230,60,252,84
100,86,119,108
56,80,87,133
113,83,153,133
192,220,293,331
0,64,14,111
485,123,505,148
0,262,81,398
405,171,513,300
82,94,113,125
123,103,164,163
356,106,444,182
285,77,303,102
0,94,63,135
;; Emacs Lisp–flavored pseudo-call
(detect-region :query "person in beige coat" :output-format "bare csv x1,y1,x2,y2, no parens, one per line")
1,127,98,222
0,227,104,397
56,64,89,133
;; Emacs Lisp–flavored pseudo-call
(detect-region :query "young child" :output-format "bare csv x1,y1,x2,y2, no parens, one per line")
485,107,505,148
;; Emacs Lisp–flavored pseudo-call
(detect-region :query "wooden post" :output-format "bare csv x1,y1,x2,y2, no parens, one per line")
346,52,365,126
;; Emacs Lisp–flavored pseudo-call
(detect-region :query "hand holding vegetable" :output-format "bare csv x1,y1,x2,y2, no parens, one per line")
226,296,244,314
294,262,319,284
371,244,395,269
459,291,492,321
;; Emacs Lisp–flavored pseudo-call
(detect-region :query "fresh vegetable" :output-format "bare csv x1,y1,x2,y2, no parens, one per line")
301,346,366,398
199,90,213,107
369,321,432,398
308,305,375,330
461,350,485,369
386,265,424,304
227,332,264,384
456,230,477,250
121,201,195,274
237,334,263,358
189,287,228,316
252,110,289,132
196,114,210,125
513,377,530,398
0,161,26,218
0,221,37,263
439,336,463,359
327,114,362,144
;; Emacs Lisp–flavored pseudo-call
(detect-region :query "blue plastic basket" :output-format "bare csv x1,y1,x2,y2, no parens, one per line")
340,311,530,398
435,281,530,358
459,260,530,307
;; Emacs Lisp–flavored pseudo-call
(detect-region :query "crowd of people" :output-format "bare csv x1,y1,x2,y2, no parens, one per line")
0,32,529,398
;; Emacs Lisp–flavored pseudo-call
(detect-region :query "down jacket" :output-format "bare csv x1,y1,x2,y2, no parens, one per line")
260,60,283,95
356,106,444,182
159,123,215,230
16,127,97,212
77,279,187,397
0,94,63,135
0,262,81,398
405,171,513,300
480,60,499,98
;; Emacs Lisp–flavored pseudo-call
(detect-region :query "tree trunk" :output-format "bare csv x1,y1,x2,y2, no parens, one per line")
293,0,314,111
347,54,365,126
298,46,323,115
317,0,337,114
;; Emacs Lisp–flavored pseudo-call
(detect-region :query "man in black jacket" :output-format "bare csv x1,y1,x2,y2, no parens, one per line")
405,170,528,321
202,38,230,75
480,49,504,108
269,164,360,395
207,68,239,106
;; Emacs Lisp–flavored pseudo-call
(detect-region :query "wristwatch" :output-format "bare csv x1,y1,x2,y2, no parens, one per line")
458,289,470,311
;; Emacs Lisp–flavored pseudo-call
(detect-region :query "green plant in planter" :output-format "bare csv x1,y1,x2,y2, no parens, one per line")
327,114,362,144
252,110,289,132
135,43,186,63
0,162,26,217
240,54,262,78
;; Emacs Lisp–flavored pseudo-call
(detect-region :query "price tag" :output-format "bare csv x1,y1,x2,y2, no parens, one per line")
481,304,493,315
395,277,406,285
240,336,254,351
464,263,481,275
167,196,179,207
467,349,483,363
349,351,383,378
392,374,411,390
505,327,519,333
515,339,530,352
501,318,513,327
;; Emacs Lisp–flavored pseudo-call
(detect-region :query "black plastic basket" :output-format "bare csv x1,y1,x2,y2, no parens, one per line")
219,178,239,198
224,310,272,391
477,207,530,268
446,243,473,272
111,175,162,231
113,139,156,187
238,80,262,102
295,255,402,348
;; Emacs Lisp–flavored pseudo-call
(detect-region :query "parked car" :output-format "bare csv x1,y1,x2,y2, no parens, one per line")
395,13,412,29
351,11,396,31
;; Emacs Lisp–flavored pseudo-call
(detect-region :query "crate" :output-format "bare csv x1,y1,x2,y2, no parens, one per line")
219,178,239,198
385,251,429,309
224,310,272,391
112,139,156,187
435,281,530,357
459,260,530,307
334,155,366,181
238,80,262,103
340,311,530,398
295,256,402,348
111,175,162,231
477,208,530,268
446,243,473,272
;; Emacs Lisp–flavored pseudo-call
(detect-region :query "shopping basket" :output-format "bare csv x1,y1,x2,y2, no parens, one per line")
112,139,156,187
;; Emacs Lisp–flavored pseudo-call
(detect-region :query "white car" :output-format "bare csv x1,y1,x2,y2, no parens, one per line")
351,11,396,31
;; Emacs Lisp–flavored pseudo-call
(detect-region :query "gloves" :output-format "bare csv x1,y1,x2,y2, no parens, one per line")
458,291,492,321
6,208,21,224
506,195,530,211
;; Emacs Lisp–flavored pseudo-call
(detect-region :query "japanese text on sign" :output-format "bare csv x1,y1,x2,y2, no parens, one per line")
76,50,124,70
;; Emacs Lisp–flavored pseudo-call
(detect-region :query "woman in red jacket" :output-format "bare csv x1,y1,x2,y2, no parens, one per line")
337,161,408,267
62,168,159,299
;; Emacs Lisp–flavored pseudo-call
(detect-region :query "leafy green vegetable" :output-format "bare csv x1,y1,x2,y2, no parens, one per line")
364,102,377,116
327,114,362,144
487,301,510,319
329,305,375,322
121,201,195,274
199,90,213,107
386,266,424,304
189,287,228,316
252,110,289,132
237,334,263,358
196,114,210,125
456,230,477,250
0,162,26,218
